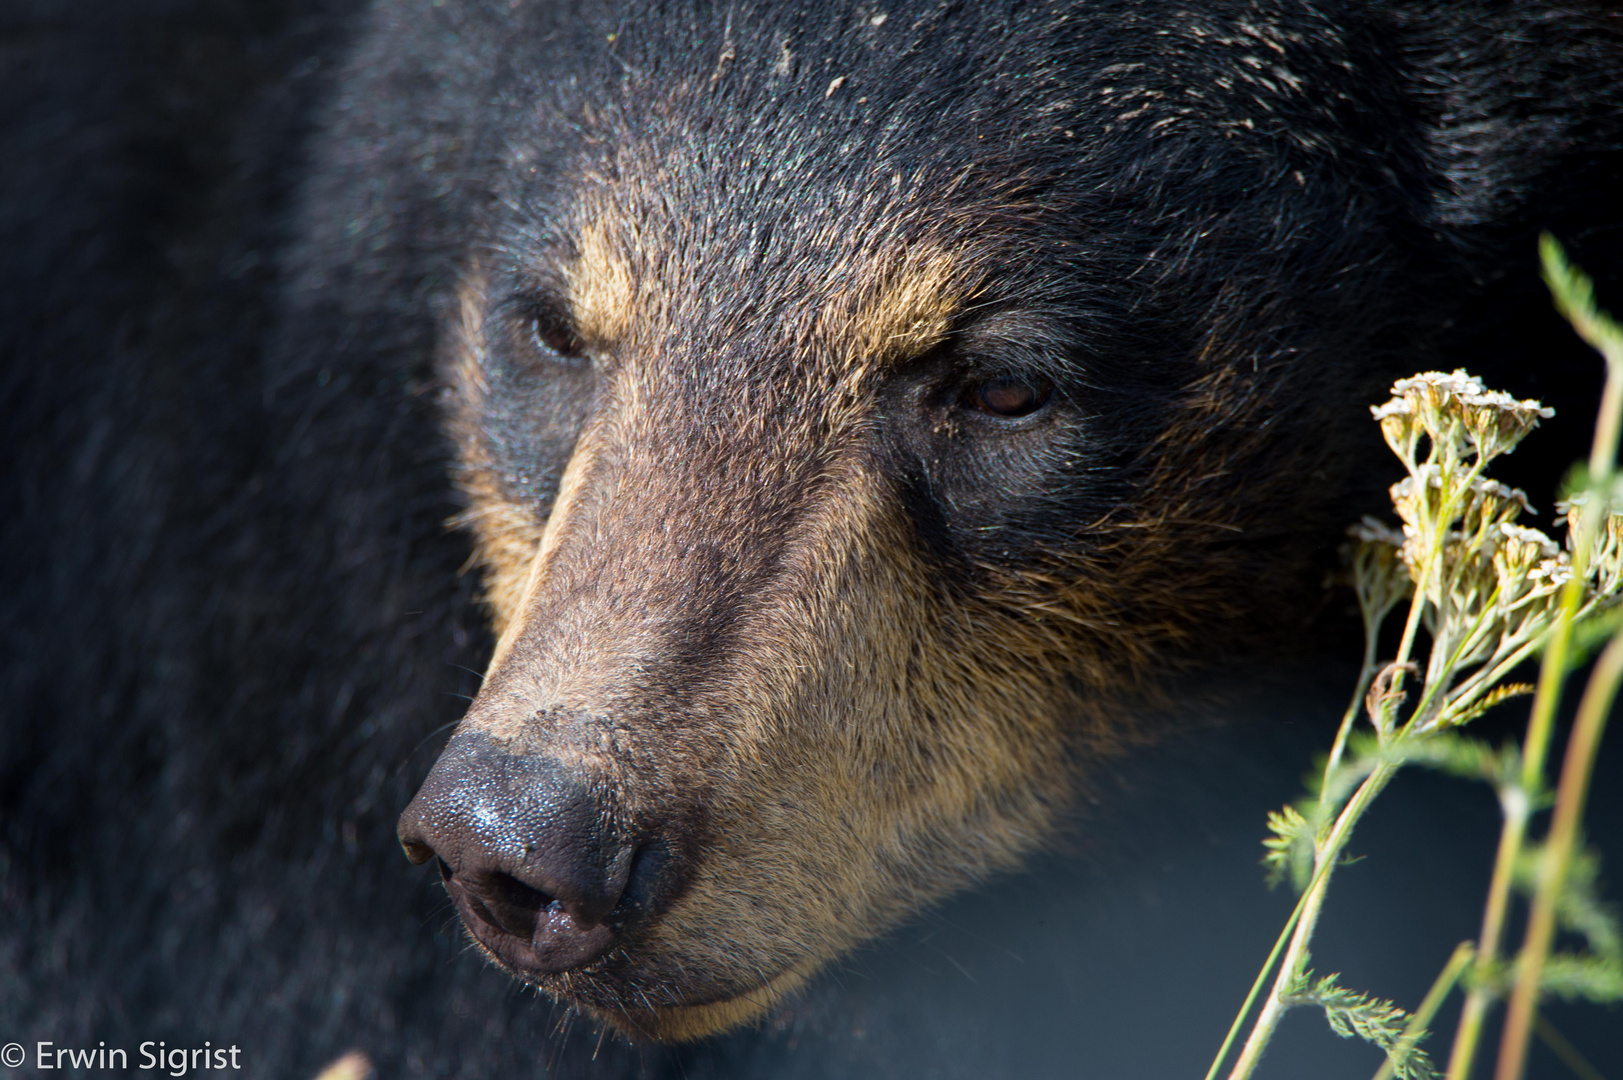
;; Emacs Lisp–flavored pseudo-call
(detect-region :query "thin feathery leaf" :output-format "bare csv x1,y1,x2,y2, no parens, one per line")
1262,804,1313,891
1513,843,1623,958
1543,233,1623,360
1445,682,1535,728
1537,953,1623,1003
1284,971,1439,1080
1393,731,1517,788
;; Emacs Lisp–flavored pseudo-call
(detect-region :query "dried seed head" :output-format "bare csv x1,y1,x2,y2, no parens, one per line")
1460,478,1533,544
1498,522,1561,563
1389,369,1487,404
1592,515,1623,596
1372,370,1550,469
1457,389,1554,460
1370,396,1421,466
1389,468,1448,533
1344,516,1412,624
1528,558,1574,586
1558,491,1623,596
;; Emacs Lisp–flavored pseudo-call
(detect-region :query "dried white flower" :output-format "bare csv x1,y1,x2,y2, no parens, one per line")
1389,370,1486,400
1471,478,1531,509
1369,399,1414,421
1528,557,1574,586
1458,389,1554,420
1498,523,1561,560
1554,492,1589,517
1375,370,1550,466
1457,389,1554,459
1459,479,1533,544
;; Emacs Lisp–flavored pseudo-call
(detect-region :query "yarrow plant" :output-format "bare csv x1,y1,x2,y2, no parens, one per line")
1205,238,1623,1080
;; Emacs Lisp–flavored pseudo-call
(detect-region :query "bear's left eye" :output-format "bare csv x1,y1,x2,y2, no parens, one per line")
530,302,585,361
965,375,1054,419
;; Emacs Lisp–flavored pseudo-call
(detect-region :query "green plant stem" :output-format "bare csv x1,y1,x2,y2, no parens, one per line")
1493,629,1623,1080
1324,630,1384,794
1445,787,1529,1080
1202,872,1325,1080
1443,634,1549,728
1225,762,1399,1080
1421,462,1492,698
1520,579,1588,816
1445,451,1600,1080
1579,335,1623,484
1453,572,1584,1080
1387,570,1432,717
1519,319,1620,776
1543,231,1623,476
1372,941,1474,1080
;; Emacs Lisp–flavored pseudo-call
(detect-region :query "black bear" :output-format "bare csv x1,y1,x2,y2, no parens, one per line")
3,0,1621,1077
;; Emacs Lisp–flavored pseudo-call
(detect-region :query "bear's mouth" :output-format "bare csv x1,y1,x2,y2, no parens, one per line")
425,846,809,1031
405,825,688,984
437,841,809,1039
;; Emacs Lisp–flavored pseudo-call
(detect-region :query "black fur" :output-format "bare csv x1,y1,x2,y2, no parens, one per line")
4,1,1621,1076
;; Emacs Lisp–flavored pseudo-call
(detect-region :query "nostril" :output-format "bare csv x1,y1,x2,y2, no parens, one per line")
620,837,672,916
395,803,436,865
400,838,435,866
456,869,554,941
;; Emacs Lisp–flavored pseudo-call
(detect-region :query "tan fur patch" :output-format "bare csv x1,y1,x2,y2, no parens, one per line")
816,245,966,367
435,233,1148,1041
442,271,545,642
480,429,601,690
564,214,635,347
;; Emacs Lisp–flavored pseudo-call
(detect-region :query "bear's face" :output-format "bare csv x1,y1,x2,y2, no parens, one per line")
397,0,1414,1040
403,190,1125,1040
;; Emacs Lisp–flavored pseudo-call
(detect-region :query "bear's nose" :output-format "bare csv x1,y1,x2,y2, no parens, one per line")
397,728,634,973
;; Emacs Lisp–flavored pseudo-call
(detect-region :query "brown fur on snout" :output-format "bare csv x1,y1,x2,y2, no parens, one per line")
450,410,1108,1040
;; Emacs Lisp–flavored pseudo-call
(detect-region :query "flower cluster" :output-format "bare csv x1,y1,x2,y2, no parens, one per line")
1349,371,1618,732
1560,489,1623,598
1371,370,1554,470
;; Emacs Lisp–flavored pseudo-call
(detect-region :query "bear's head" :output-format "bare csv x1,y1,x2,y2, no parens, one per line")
392,0,1522,1040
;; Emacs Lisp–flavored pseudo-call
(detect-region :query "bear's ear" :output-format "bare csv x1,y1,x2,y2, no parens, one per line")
1409,8,1623,234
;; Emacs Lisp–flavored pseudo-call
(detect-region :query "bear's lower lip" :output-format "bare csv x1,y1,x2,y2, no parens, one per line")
443,873,616,973
568,963,818,1042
